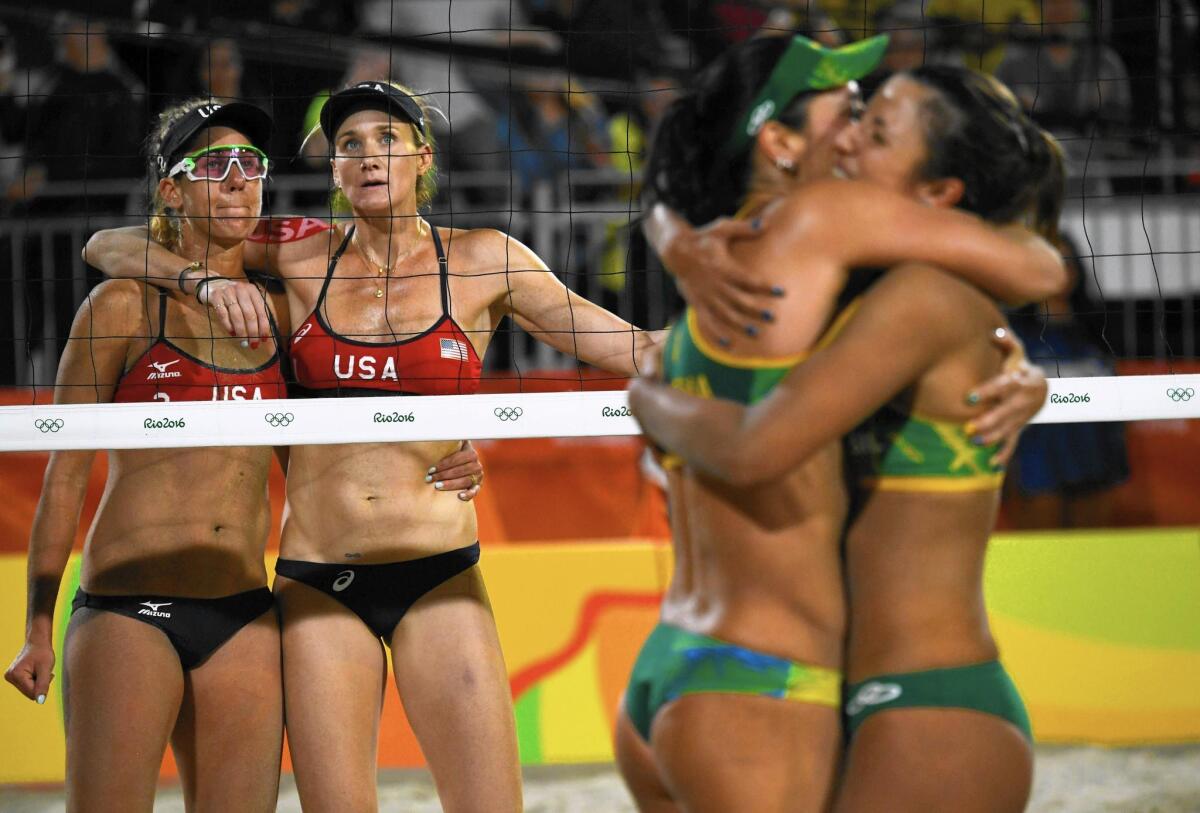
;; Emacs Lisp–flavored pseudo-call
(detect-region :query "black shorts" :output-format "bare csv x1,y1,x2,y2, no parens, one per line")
275,542,481,642
71,587,275,670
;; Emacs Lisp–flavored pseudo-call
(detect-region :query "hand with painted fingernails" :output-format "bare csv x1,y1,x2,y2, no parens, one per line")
4,639,55,704
198,278,272,350
426,440,485,501
649,204,780,343
964,327,1048,467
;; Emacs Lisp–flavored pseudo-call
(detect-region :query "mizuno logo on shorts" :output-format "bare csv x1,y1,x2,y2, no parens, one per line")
138,601,173,618
846,681,903,716
332,570,355,592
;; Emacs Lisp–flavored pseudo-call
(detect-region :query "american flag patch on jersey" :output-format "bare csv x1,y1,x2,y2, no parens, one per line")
440,338,470,361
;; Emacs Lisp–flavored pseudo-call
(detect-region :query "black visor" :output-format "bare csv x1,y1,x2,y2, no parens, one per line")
319,82,426,141
156,101,273,176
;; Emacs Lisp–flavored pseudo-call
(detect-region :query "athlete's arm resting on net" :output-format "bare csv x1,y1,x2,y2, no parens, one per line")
4,284,133,702
500,234,663,377
629,265,971,485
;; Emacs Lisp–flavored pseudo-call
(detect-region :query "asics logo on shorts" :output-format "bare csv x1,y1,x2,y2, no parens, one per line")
846,681,903,716
34,418,64,433
332,570,356,592
138,601,173,618
494,407,523,421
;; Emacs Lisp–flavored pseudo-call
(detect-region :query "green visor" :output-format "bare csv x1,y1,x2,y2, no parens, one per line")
727,34,889,155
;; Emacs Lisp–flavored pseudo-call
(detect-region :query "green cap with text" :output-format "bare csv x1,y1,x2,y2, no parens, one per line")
727,34,890,154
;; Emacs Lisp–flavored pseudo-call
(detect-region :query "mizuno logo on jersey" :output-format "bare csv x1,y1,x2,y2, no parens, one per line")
440,338,469,361
147,360,182,380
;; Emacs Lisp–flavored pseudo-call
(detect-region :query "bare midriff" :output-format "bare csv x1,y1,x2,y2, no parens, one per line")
280,438,474,563
659,441,848,670
81,446,273,597
845,489,1001,682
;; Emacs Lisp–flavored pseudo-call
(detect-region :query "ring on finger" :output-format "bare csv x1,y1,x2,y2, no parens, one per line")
469,473,481,487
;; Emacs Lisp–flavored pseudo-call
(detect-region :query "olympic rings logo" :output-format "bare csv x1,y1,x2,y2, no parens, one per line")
34,418,64,433
494,407,524,422
264,412,295,427
1167,388,1195,402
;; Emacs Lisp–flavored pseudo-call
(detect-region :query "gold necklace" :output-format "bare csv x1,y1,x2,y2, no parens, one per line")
353,223,425,298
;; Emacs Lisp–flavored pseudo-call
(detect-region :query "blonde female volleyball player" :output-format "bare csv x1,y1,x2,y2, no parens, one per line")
614,37,1061,813
84,81,661,812
630,66,1065,813
4,99,287,813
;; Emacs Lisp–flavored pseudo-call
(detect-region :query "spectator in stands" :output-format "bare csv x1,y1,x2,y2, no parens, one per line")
270,0,359,32
995,0,1133,134
497,75,612,188
600,74,678,294
6,13,144,212
874,2,942,71
814,0,898,39
0,21,25,196
925,0,1040,73
1006,232,1130,528
357,0,554,178
196,38,244,103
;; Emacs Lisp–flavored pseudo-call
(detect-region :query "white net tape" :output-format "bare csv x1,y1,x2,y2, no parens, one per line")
1,375,1196,452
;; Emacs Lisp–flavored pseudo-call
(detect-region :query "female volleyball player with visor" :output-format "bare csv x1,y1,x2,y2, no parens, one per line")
6,99,289,812
615,34,1059,812
630,60,1066,812
83,79,663,811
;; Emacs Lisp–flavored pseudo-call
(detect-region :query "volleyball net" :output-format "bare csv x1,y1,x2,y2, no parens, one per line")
0,3,1198,452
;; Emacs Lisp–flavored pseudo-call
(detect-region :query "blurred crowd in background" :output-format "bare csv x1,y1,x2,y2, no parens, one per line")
0,0,1197,213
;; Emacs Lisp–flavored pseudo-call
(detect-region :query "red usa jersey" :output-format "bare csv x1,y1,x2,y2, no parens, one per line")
288,225,482,397
114,290,287,403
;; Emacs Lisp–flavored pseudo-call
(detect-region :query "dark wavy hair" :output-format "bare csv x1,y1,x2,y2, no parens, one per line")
643,37,817,226
907,65,1064,240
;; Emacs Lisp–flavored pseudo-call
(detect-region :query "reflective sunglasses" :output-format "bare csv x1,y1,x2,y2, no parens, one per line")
167,144,269,182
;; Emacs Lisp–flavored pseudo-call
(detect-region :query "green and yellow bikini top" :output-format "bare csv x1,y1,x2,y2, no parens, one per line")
846,404,1003,493
657,301,860,471
662,302,860,407
659,297,1002,490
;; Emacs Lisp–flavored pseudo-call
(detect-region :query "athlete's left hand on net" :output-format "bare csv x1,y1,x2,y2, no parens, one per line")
427,440,484,501
966,328,1047,467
